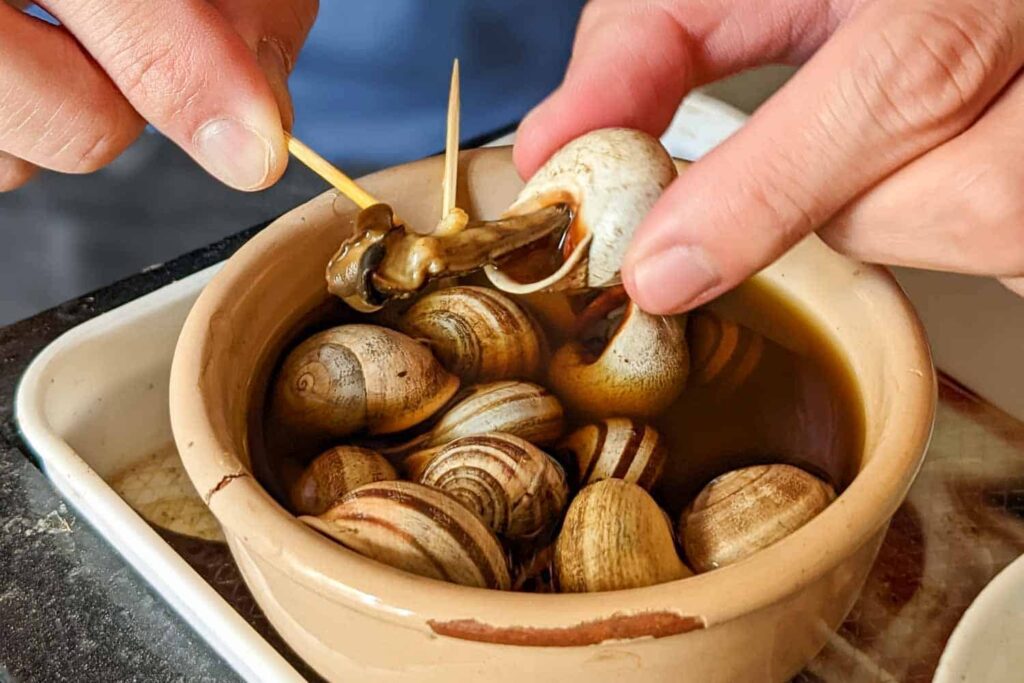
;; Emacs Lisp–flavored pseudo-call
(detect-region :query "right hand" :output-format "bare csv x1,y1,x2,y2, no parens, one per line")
0,0,318,192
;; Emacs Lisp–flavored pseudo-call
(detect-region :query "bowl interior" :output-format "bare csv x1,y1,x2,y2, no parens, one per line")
171,146,935,633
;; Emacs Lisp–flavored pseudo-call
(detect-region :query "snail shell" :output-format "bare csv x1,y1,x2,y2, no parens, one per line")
561,418,667,490
301,480,511,590
486,128,678,294
548,302,689,420
398,286,546,383
555,479,691,592
289,446,396,516
271,324,459,439
681,464,836,573
384,380,566,460
688,311,764,393
418,433,569,541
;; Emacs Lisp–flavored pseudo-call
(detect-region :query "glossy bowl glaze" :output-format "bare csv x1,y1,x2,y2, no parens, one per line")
170,147,935,682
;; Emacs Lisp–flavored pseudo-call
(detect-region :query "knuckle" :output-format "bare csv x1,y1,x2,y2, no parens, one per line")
108,34,204,121
848,7,1010,137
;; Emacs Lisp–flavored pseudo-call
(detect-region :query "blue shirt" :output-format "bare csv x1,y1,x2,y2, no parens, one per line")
289,1,585,174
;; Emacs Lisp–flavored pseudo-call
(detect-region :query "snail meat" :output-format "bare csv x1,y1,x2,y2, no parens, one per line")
302,480,511,590
418,432,569,541
681,464,836,573
270,324,459,439
555,479,691,592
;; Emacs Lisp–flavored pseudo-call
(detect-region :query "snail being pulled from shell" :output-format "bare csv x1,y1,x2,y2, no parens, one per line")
560,417,667,490
555,478,691,592
381,380,565,462
290,445,396,516
418,432,569,542
270,324,459,440
302,480,511,590
398,286,546,383
680,464,836,573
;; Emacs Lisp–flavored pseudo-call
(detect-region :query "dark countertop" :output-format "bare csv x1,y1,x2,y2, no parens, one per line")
0,229,262,682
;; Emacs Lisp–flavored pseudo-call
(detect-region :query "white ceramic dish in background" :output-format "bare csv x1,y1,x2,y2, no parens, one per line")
933,552,1024,682
14,265,305,683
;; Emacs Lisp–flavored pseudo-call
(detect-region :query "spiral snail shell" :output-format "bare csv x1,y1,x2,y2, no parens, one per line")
398,286,546,384
486,128,679,294
548,300,689,420
680,464,836,573
289,446,397,516
270,324,459,439
302,480,511,590
688,311,764,393
383,381,566,460
555,479,691,592
418,433,569,541
561,418,667,490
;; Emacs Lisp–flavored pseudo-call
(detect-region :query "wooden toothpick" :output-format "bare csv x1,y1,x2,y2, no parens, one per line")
442,58,461,220
286,135,380,210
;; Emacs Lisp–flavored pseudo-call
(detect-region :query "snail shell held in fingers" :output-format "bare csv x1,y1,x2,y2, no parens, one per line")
301,480,511,590
681,464,836,573
548,300,689,420
688,311,764,393
418,433,569,541
555,479,691,592
270,324,459,439
290,446,397,515
398,286,545,383
561,418,667,490
383,381,566,460
486,128,678,294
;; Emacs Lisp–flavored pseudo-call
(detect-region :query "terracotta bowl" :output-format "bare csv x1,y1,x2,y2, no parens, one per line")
170,147,935,682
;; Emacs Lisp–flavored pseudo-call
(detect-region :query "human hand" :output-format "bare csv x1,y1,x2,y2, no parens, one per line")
0,0,318,192
515,0,1024,311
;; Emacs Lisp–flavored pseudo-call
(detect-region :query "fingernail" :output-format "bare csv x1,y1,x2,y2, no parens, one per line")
257,38,294,131
194,118,274,190
631,245,721,313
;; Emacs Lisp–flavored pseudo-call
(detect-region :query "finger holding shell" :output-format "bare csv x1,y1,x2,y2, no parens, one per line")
290,446,397,515
419,433,569,542
301,480,511,590
681,464,836,573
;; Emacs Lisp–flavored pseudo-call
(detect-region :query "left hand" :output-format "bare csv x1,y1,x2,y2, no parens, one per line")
515,0,1024,312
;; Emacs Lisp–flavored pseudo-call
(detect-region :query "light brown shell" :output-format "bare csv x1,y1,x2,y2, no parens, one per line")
548,304,689,420
555,479,691,593
485,128,678,294
681,464,836,573
399,286,546,383
289,446,397,515
688,310,764,393
418,433,569,541
561,418,667,490
301,480,511,590
270,324,459,439
384,380,566,459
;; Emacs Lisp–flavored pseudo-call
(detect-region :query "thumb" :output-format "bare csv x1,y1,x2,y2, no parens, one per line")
47,0,290,191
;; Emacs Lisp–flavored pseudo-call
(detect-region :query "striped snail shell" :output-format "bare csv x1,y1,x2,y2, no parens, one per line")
398,286,546,384
289,446,396,516
302,480,511,590
418,433,569,541
561,418,667,490
555,479,691,592
383,381,566,460
680,464,836,573
271,324,459,439
687,310,764,394
549,300,689,420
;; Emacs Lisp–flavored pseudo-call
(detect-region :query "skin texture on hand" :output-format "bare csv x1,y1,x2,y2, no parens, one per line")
515,0,1024,311
0,0,318,192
